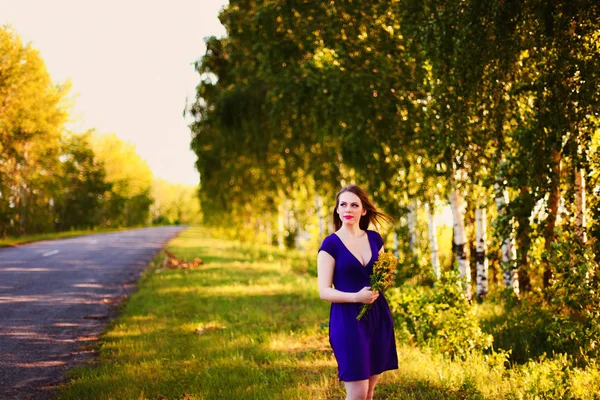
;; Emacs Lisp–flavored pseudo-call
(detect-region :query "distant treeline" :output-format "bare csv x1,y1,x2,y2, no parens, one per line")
0,26,201,237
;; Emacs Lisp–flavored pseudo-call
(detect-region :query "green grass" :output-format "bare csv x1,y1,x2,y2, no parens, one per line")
0,226,139,247
58,227,600,399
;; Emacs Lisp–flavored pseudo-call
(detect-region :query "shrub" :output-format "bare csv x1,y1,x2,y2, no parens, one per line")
387,270,494,359
476,295,554,365
545,231,600,364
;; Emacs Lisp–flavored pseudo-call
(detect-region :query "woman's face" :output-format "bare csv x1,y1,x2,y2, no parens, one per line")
337,191,366,227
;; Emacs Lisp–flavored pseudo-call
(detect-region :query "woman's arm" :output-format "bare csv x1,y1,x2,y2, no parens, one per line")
317,251,378,304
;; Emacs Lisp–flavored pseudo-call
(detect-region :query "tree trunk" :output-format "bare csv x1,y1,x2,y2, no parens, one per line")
543,148,562,288
408,200,418,254
315,194,325,241
449,190,471,299
266,221,272,246
516,186,532,293
475,208,488,298
426,203,440,280
575,168,586,243
285,200,294,232
495,184,519,296
393,231,399,259
278,204,284,249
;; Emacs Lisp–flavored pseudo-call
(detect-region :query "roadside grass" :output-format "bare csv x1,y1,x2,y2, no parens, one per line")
59,226,343,400
0,226,145,247
57,227,600,399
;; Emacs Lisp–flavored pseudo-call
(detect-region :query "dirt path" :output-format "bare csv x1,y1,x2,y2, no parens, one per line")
0,226,185,400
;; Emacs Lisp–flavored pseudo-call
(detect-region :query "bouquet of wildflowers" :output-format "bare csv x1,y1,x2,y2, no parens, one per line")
357,251,398,320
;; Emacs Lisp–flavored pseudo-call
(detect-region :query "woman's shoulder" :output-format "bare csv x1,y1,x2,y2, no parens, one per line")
318,233,339,256
366,229,384,247
366,229,382,238
321,233,339,245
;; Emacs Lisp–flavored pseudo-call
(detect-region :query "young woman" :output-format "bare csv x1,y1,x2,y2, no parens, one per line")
317,185,398,400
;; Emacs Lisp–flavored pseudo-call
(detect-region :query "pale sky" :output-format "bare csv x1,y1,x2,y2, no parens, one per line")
0,0,228,185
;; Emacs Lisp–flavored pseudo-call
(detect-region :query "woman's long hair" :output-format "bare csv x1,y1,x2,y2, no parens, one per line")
332,185,394,231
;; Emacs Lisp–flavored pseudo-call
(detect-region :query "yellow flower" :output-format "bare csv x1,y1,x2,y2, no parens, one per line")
357,251,398,320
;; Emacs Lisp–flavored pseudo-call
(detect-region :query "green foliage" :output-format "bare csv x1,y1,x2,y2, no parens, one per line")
0,25,69,236
516,354,590,399
55,132,111,230
477,294,554,364
190,0,600,301
388,271,494,359
0,26,171,236
88,132,154,227
545,231,600,364
150,179,202,225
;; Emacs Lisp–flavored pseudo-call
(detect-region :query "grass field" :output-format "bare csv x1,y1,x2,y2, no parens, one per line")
0,226,135,248
57,227,600,399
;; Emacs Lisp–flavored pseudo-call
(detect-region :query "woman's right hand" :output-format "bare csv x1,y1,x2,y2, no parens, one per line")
354,287,379,304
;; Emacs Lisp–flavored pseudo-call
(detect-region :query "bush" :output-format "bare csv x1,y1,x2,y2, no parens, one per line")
387,270,494,360
545,231,600,364
476,295,554,365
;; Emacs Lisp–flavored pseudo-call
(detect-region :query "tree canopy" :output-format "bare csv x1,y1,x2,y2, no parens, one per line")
191,0,600,294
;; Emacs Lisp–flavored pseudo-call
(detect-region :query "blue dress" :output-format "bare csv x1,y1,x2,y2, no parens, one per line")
319,230,398,382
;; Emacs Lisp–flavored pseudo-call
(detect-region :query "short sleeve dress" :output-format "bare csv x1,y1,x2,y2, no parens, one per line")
319,230,398,382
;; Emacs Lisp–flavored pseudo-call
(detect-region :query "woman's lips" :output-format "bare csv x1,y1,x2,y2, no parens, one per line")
343,215,353,219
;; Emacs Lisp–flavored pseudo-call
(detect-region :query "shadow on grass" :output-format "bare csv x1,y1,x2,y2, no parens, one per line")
165,242,317,277
60,228,485,399
64,324,484,400
477,299,554,365
376,379,485,400
62,283,490,399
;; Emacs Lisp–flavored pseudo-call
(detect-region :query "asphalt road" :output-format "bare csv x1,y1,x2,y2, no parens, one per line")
0,226,186,400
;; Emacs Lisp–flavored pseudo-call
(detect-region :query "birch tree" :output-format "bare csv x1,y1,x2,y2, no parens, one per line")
475,208,489,298
495,184,519,296
407,199,418,260
575,168,587,244
426,203,440,281
449,190,471,299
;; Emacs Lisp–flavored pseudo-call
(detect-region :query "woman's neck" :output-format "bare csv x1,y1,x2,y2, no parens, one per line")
338,225,364,237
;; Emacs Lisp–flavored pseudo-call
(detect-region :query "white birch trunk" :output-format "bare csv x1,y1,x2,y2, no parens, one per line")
495,185,519,296
449,190,471,299
266,221,272,246
315,194,325,240
285,200,294,232
278,204,285,249
475,208,489,297
295,227,303,250
407,200,418,253
575,168,587,243
393,231,399,259
426,203,440,280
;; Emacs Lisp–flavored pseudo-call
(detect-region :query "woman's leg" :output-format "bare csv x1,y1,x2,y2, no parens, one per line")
366,374,381,400
344,379,369,400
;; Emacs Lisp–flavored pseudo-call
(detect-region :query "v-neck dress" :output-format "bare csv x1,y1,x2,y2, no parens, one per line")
319,230,398,382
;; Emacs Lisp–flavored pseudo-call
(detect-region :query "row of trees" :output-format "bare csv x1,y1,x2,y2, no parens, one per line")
0,26,201,236
191,0,600,298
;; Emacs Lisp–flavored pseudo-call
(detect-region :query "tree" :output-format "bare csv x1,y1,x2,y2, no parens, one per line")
54,131,111,230
0,25,70,236
89,132,153,227
150,179,202,225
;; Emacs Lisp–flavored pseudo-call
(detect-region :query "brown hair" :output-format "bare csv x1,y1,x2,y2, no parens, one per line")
332,185,394,231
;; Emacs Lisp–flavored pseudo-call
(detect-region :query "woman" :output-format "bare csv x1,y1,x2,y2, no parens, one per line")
317,185,398,400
